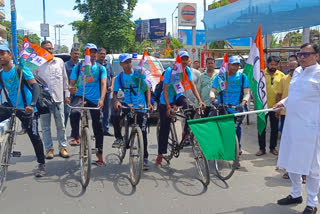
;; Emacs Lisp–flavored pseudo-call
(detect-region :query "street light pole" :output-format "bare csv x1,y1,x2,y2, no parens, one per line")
171,6,178,38
54,24,64,53
43,0,46,40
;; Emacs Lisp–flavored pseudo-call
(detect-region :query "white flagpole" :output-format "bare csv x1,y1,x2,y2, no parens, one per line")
234,108,282,117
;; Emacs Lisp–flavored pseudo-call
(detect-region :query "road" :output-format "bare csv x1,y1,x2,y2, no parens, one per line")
0,116,309,214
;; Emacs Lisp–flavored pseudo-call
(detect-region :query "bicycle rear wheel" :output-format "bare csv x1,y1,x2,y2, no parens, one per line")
213,136,240,180
79,127,92,188
119,117,129,163
191,135,210,186
129,127,144,186
0,133,11,193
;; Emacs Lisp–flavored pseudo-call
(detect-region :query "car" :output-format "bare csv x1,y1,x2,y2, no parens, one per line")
158,58,175,70
54,53,71,62
106,53,165,120
214,55,248,73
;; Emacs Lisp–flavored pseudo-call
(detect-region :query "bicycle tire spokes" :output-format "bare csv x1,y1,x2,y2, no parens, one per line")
129,127,143,186
79,127,92,188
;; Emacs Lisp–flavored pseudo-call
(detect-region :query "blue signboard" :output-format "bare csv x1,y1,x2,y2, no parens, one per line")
135,18,166,42
179,29,250,47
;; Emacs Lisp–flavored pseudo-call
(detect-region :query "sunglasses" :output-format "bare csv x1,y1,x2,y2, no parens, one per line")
297,52,316,58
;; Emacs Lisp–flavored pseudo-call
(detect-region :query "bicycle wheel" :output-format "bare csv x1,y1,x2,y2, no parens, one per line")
119,116,129,163
156,121,178,163
129,127,144,186
191,135,210,186
0,133,11,192
79,127,92,188
213,136,240,180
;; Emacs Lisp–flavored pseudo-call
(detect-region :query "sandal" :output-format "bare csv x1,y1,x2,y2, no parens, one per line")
302,175,306,184
93,160,106,166
282,172,289,179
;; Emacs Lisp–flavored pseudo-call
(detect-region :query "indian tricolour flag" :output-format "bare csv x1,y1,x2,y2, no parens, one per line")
243,24,267,134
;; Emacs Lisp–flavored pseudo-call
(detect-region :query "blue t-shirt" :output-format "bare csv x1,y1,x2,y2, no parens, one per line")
0,65,36,112
113,71,147,108
70,62,107,105
212,72,249,113
159,66,193,105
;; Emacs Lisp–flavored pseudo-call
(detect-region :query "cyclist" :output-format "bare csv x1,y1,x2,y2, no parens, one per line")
69,43,107,166
210,55,250,157
0,45,46,177
156,51,205,168
111,53,153,169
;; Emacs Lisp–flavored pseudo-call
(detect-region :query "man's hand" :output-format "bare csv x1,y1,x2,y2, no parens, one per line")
147,103,154,113
108,86,113,93
273,102,284,113
114,101,121,111
198,101,206,110
235,104,245,112
25,106,34,114
210,97,215,102
97,99,104,109
65,97,70,105
69,86,78,95
166,106,173,118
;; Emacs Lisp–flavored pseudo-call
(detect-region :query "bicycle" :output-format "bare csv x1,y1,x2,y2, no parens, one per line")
0,106,24,193
67,104,100,188
115,104,149,186
156,106,210,186
207,102,241,180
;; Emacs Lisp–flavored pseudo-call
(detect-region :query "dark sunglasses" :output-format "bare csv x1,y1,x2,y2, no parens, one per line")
297,52,316,58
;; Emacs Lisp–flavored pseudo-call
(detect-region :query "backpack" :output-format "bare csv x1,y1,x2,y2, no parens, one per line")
152,80,164,103
0,67,55,114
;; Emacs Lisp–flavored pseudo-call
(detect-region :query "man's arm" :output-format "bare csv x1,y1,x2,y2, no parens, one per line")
61,61,70,103
98,78,107,108
26,78,40,113
210,87,217,101
242,88,250,105
190,81,204,106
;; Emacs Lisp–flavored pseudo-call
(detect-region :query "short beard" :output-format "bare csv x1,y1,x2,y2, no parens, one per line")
268,68,276,73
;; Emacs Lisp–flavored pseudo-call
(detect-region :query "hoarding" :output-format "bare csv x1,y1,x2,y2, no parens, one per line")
135,18,166,42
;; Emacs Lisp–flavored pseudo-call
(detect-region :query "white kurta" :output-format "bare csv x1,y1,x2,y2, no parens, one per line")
277,64,320,178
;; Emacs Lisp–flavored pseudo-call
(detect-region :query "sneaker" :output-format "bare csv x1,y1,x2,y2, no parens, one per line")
104,131,114,137
94,159,106,166
303,206,317,214
46,149,54,159
59,148,70,158
277,195,303,205
112,138,123,148
35,163,46,177
69,138,80,146
143,159,150,170
156,155,163,168
17,129,27,135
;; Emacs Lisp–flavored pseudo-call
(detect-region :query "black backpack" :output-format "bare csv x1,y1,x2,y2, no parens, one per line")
152,80,164,103
0,68,55,114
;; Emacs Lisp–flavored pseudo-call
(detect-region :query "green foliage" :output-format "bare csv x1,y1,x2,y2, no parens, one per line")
220,0,230,6
209,40,226,49
72,0,138,53
270,34,280,48
60,45,69,53
138,40,153,55
170,37,184,50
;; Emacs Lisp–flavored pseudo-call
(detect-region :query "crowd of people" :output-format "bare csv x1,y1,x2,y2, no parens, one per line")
0,41,319,213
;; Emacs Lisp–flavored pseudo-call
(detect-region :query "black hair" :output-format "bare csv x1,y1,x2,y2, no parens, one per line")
70,47,79,53
267,56,280,64
300,43,320,53
206,57,215,63
41,40,52,47
288,54,298,60
98,48,106,53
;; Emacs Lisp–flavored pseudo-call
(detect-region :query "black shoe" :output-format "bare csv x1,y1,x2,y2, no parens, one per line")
277,195,303,205
104,132,114,137
303,206,317,214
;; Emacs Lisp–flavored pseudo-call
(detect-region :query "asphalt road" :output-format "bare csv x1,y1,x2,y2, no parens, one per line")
0,116,311,214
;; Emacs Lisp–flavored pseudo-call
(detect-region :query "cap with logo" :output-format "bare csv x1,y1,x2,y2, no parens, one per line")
84,43,97,51
119,53,132,63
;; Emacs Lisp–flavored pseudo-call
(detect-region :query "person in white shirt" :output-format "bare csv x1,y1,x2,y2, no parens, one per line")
275,43,320,214
34,40,70,159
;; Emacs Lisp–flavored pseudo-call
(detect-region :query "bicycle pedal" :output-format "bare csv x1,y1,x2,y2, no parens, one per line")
12,151,21,157
91,148,97,154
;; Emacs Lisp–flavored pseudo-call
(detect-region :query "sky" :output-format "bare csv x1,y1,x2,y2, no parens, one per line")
3,0,206,50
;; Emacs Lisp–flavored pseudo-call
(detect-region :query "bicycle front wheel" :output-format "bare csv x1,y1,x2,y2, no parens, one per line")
119,116,129,163
79,127,92,188
191,135,210,186
129,127,144,186
0,133,11,193
214,136,240,180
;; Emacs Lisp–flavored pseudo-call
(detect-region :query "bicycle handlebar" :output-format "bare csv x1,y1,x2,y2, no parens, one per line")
120,105,151,112
66,104,101,110
0,106,26,111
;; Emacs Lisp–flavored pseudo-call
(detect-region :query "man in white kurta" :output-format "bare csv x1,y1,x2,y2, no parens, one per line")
275,43,320,214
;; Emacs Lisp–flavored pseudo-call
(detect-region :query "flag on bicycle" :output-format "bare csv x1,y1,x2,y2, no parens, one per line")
216,53,228,93
188,114,236,160
19,38,53,71
75,47,93,87
133,50,163,92
243,24,267,134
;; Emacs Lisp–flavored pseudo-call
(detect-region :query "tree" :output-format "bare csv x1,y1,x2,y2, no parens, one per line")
60,45,69,53
220,0,230,6
270,34,280,48
138,40,153,55
209,40,226,49
170,37,184,50
71,0,138,53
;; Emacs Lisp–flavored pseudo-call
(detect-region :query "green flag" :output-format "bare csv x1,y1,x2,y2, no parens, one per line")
188,114,236,161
